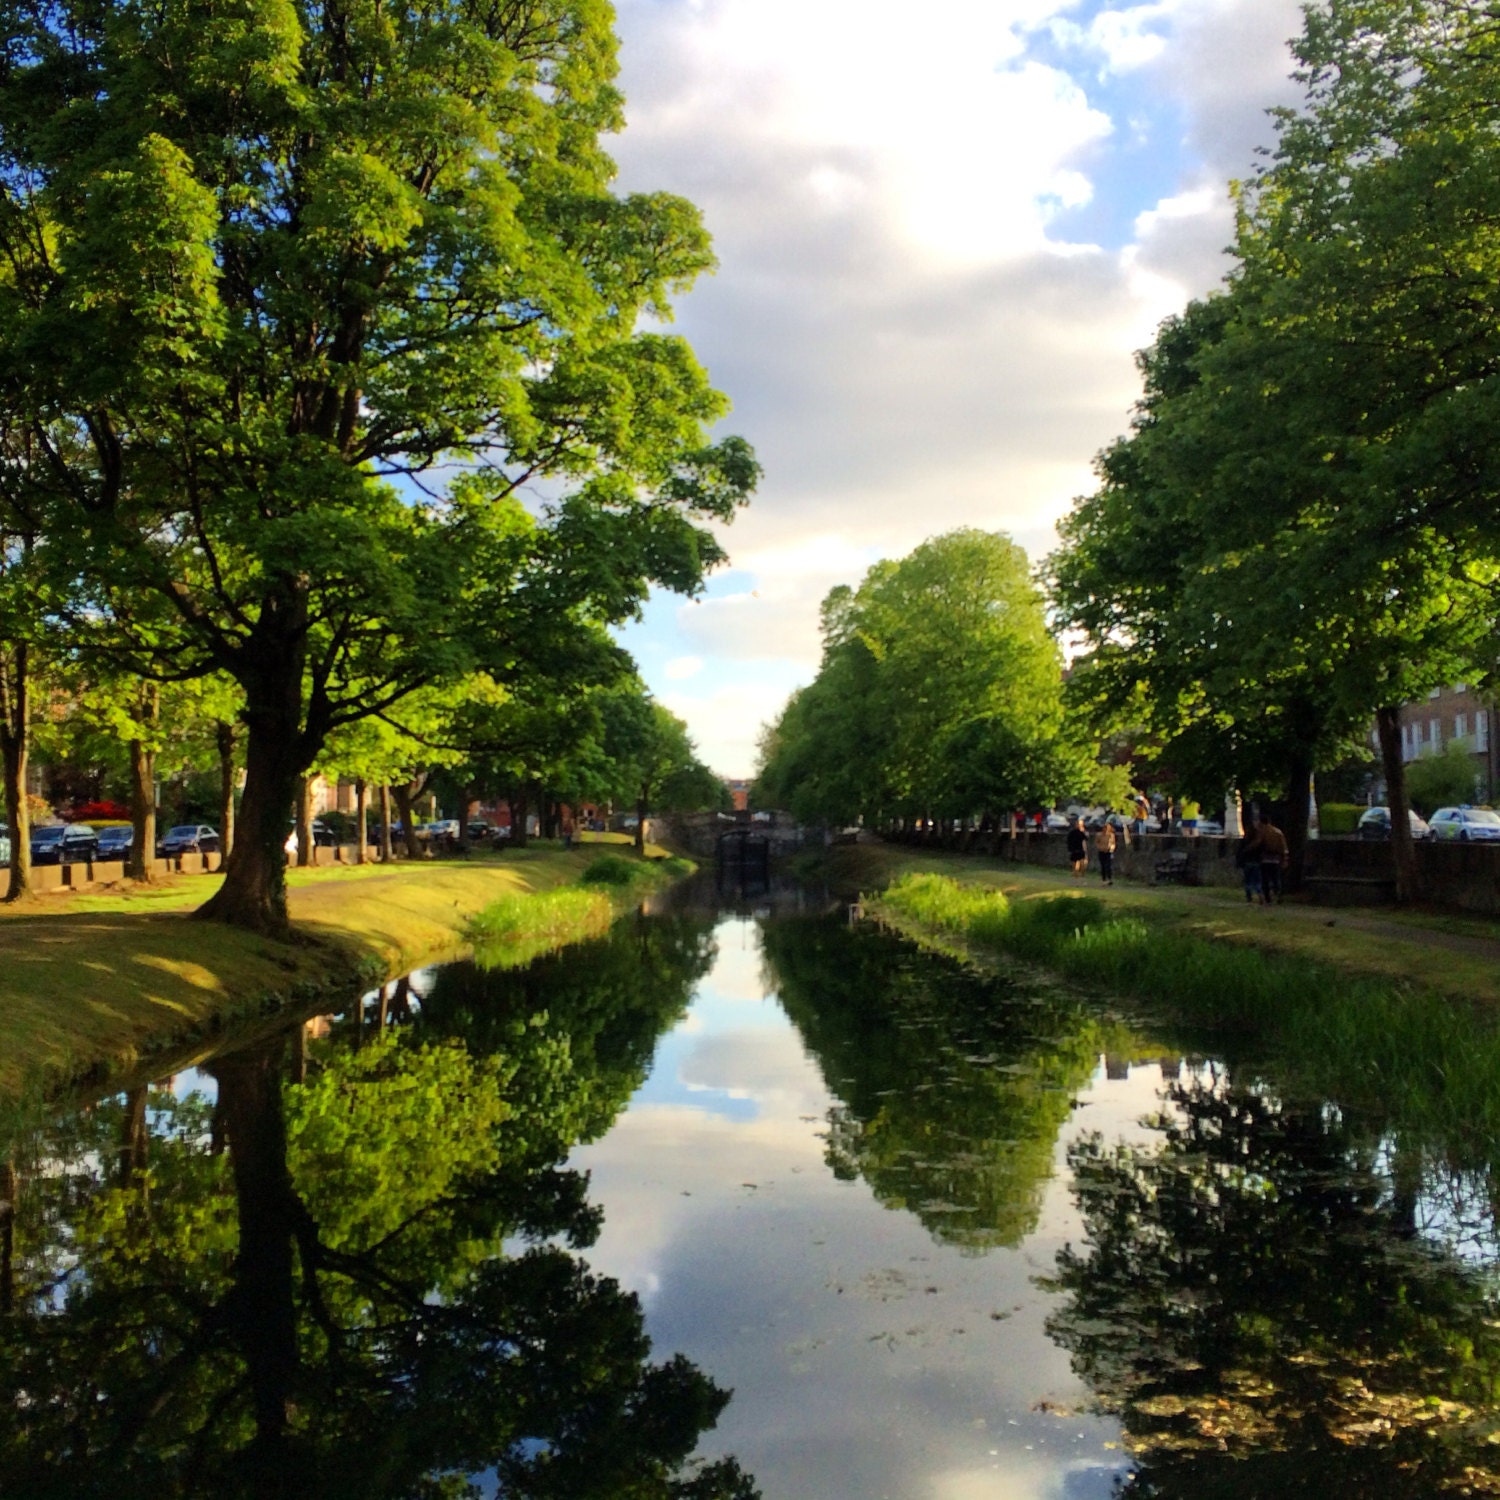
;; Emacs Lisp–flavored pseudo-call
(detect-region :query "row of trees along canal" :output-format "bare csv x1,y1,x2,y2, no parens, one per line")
0,0,755,931
761,0,1500,901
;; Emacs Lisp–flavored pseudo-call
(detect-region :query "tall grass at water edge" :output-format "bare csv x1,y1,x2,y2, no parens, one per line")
465,854,691,970
875,873,1500,1152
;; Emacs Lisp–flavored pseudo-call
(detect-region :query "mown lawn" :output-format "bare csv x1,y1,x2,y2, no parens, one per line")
0,841,671,1101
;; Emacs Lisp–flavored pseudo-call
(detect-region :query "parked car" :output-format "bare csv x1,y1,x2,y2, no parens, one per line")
95,826,135,860
426,819,461,841
0,824,9,864
1428,806,1500,842
1193,818,1225,837
159,824,220,856
466,820,491,840
1356,806,1431,841
1043,812,1071,833
30,823,98,864
284,820,335,856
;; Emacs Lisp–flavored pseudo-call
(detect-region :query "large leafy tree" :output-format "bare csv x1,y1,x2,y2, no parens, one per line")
758,530,1073,829
0,0,756,933
1050,0,1500,896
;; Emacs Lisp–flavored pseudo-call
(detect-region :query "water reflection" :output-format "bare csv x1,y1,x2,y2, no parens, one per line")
1047,1073,1500,1497
763,915,1131,1250
5,903,1500,1498
0,912,755,1499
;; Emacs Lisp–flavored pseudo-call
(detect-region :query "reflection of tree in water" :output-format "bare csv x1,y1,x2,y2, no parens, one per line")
0,913,753,1499
1047,1075,1500,1497
761,916,1119,1250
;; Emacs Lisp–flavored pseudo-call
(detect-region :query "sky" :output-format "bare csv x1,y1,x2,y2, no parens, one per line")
607,0,1308,776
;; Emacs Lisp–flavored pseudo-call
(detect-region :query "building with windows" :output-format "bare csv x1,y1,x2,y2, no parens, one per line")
1396,685,1496,800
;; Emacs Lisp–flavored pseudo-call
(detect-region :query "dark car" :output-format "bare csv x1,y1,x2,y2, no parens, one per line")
30,823,98,864
95,826,135,861
1356,805,1431,841
158,824,221,856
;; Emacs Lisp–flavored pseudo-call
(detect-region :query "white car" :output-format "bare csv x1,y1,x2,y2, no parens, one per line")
1429,806,1500,843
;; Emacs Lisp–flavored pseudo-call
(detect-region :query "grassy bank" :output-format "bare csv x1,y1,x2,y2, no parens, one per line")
811,841,1500,1007
871,871,1500,1156
0,843,689,1104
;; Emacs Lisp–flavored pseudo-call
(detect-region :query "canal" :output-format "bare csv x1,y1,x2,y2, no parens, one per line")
2,880,1498,1497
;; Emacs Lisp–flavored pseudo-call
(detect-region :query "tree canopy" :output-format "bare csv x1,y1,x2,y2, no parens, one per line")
756,529,1077,828
0,0,756,928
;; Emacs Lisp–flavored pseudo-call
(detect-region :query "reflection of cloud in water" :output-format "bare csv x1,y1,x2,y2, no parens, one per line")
569,920,1135,1500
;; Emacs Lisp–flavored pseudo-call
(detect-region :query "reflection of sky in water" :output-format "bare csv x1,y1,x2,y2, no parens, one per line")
571,916,1162,1500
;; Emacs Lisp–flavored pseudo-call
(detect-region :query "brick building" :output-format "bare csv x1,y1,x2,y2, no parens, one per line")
1396,685,1496,800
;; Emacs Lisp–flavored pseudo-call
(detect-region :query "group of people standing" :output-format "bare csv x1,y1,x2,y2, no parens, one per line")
1063,809,1290,902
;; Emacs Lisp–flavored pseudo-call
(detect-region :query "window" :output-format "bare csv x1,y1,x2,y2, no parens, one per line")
1429,687,1442,699
1479,710,1491,753
1430,717,1441,749
1402,722,1414,760
1456,713,1469,741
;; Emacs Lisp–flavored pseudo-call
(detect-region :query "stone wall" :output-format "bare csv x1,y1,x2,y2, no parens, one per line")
22,843,384,894
978,829,1500,916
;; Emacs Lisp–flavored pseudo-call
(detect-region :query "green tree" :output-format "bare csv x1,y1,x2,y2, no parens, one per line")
1404,740,1484,815
0,0,756,934
758,530,1071,830
601,691,719,851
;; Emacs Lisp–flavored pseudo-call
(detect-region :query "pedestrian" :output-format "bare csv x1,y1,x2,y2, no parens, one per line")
1066,815,1088,879
1234,821,1263,904
1094,821,1117,885
1258,816,1288,904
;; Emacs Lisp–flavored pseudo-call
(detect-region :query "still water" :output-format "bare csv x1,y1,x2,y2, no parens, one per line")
2,883,1498,1498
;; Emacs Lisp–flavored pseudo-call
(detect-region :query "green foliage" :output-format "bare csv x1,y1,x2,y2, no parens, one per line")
757,530,1077,826
582,853,644,886
1404,742,1485,815
467,887,617,969
878,873,1500,1160
1317,802,1363,836
0,0,757,927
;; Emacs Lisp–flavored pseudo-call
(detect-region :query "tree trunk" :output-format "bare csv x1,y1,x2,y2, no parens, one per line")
294,776,313,869
126,735,156,883
210,1038,303,1479
194,682,308,936
635,789,648,853
354,778,369,865
0,640,31,902
379,783,394,861
216,721,237,863
1377,704,1418,903
457,786,473,845
509,794,529,849
1280,750,1313,894
392,781,425,860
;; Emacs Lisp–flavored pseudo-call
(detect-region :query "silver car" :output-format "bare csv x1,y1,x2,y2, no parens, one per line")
1428,806,1500,842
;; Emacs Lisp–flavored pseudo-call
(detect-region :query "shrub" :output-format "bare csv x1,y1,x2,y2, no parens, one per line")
581,854,641,886
1317,802,1363,836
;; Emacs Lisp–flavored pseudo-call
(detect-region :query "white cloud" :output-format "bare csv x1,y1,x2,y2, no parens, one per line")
662,655,704,681
607,0,1315,773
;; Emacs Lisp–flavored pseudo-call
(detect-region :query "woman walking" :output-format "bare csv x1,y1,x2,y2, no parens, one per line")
1093,821,1117,886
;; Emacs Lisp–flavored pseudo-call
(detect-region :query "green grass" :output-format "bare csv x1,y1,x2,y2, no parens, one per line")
874,872,1500,1159
0,845,695,1106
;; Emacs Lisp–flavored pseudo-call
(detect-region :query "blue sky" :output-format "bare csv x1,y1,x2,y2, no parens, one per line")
605,0,1306,775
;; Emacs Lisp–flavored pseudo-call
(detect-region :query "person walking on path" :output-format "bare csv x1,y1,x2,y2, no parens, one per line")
1066,816,1088,879
1094,821,1117,886
1258,817,1288,904
1235,822,1263,904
